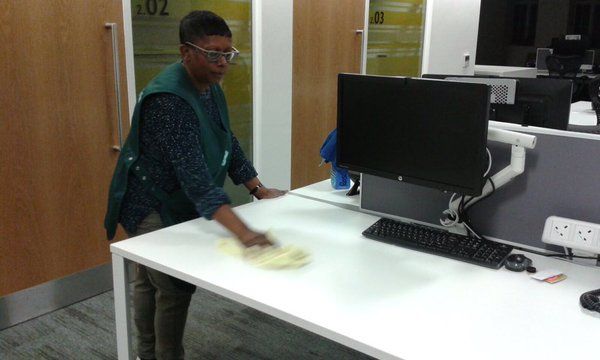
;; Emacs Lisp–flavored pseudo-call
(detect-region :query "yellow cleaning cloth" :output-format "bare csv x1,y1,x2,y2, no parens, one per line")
217,233,311,269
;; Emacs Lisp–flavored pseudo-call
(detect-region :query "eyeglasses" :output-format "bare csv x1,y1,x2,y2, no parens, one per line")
185,42,239,64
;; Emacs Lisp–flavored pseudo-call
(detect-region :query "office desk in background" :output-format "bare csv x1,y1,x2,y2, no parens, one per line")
474,65,538,78
570,101,598,126
475,65,600,80
536,71,600,78
111,194,600,360
289,179,359,210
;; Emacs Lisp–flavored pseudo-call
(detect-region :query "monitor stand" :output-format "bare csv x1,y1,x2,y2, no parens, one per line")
447,127,537,235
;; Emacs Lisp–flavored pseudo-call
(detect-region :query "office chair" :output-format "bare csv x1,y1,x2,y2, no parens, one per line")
546,54,584,78
546,54,587,102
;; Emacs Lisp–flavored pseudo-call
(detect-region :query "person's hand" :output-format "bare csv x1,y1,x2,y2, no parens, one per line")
255,187,287,200
239,231,273,248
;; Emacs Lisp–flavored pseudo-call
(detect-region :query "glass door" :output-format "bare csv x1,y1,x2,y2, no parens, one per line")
131,0,253,205
366,0,426,76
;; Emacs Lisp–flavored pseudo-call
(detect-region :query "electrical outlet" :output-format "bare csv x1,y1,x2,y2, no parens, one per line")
549,218,573,243
575,224,599,249
542,216,600,253
463,53,470,68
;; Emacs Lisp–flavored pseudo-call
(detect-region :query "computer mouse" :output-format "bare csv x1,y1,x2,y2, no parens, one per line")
504,254,532,272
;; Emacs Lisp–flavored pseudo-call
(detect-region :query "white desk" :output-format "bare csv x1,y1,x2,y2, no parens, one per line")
111,194,600,360
476,66,599,79
536,70,600,78
290,179,359,210
570,101,598,126
474,65,538,78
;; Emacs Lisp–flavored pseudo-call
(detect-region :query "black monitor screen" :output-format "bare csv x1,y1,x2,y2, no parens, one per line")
423,75,572,130
507,77,572,129
337,74,490,196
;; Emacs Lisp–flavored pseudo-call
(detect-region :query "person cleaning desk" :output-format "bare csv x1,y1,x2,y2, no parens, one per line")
104,10,286,360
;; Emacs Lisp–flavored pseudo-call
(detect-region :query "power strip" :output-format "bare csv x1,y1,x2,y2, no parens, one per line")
542,216,600,254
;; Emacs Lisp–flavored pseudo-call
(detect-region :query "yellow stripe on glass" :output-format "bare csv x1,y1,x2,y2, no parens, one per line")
367,0,425,76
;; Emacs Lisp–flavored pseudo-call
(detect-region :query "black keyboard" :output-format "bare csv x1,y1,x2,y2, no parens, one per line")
363,218,513,269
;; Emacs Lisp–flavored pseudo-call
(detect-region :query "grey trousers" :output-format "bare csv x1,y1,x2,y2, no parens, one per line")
130,211,196,360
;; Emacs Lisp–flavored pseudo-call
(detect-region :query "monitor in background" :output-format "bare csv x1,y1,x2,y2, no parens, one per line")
423,74,572,130
336,74,490,197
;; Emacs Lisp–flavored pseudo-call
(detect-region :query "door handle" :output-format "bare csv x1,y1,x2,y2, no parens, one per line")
105,23,123,151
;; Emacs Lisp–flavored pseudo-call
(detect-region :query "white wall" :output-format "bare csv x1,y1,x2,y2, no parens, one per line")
421,0,482,75
252,0,293,190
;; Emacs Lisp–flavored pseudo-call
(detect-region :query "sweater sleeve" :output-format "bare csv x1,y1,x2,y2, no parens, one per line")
141,93,231,219
227,134,258,185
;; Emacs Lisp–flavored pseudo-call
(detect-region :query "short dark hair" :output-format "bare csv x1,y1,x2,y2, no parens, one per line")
179,10,232,44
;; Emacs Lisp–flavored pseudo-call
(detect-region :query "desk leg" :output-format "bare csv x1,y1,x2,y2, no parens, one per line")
112,253,133,360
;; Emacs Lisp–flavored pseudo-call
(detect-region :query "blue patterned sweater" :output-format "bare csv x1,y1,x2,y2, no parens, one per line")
119,91,257,234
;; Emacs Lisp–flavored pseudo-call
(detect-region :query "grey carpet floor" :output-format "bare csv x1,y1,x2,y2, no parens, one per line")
0,286,374,359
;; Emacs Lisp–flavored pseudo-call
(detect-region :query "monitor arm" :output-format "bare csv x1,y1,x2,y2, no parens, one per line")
448,127,537,229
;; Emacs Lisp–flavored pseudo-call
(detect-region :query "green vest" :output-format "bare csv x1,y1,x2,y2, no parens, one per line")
104,62,232,240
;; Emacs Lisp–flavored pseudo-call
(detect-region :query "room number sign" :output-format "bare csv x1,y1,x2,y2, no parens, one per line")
370,11,385,24
135,0,170,16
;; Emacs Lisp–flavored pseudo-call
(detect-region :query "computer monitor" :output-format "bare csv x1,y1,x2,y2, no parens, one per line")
336,74,490,197
423,75,572,130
